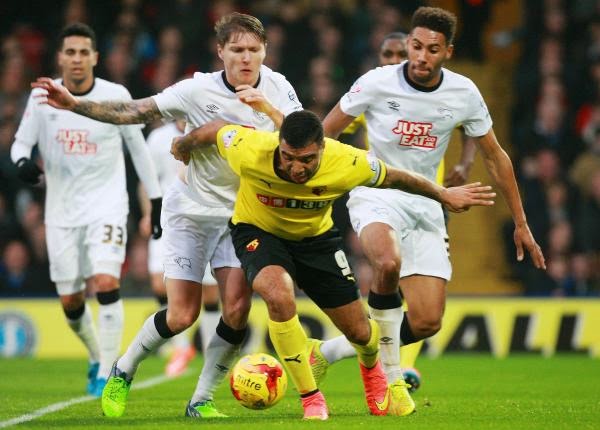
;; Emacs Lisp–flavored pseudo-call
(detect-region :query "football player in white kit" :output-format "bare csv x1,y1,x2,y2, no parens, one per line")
11,23,162,397
320,7,546,415
32,13,302,418
308,31,480,394
140,119,221,376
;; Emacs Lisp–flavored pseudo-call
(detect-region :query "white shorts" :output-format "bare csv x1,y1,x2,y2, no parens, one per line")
161,180,240,284
46,214,127,295
148,236,218,285
348,187,451,280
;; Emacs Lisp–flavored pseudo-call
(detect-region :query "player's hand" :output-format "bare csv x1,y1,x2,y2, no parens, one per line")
138,215,151,239
15,158,44,185
444,163,470,187
171,136,191,165
31,77,78,110
236,85,274,115
441,182,495,212
150,198,163,239
514,224,546,269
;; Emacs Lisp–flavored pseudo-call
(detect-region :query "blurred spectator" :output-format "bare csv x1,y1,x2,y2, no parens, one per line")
0,239,52,297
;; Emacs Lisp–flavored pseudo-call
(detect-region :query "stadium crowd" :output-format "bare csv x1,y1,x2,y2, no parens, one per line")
0,0,598,298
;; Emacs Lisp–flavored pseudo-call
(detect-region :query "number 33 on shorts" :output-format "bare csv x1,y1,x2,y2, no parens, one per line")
102,224,125,246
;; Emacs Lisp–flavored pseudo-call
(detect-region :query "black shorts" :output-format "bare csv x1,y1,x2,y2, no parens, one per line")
229,222,360,309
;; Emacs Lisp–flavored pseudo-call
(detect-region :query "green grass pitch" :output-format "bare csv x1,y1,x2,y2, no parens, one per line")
1,355,598,429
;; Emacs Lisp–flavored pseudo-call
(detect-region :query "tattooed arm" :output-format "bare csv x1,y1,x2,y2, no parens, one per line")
31,77,163,124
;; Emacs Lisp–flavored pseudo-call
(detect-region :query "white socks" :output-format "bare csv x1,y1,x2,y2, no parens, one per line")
190,333,240,403
97,300,124,378
66,303,100,363
116,313,167,377
320,335,356,363
369,306,404,383
199,310,221,353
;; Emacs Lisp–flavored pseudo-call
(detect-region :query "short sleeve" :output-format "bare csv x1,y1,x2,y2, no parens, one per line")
276,78,303,115
339,69,379,118
152,78,197,121
461,81,493,137
216,125,251,175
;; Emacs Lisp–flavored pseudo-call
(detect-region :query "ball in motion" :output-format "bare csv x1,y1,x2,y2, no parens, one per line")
230,353,288,410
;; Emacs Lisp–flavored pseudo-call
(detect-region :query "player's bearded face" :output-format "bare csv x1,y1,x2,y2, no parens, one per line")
277,140,323,184
218,32,266,87
58,36,98,84
407,27,453,86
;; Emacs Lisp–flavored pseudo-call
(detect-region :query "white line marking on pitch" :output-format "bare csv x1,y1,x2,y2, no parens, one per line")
0,371,189,428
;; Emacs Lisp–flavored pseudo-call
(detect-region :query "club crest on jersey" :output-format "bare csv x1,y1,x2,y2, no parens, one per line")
311,186,327,196
206,104,220,113
222,129,238,148
246,239,260,252
56,129,97,154
253,110,267,120
392,120,437,149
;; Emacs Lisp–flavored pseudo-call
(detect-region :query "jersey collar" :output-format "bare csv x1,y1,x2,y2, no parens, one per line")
62,78,96,96
402,63,443,93
221,71,261,93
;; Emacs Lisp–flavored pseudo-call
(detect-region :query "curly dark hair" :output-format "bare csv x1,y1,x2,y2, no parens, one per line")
410,7,457,45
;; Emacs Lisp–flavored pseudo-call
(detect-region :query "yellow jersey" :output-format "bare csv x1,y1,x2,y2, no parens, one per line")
343,114,445,185
216,125,387,240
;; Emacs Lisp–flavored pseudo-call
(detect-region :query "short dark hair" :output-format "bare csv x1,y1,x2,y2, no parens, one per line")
383,32,408,44
214,12,266,46
280,111,324,149
58,22,97,50
410,7,457,45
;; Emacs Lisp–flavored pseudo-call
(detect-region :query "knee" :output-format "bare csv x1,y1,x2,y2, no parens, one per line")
60,294,85,312
344,323,372,345
372,257,401,286
93,274,119,292
167,304,200,332
222,296,251,329
410,315,442,338
260,288,295,320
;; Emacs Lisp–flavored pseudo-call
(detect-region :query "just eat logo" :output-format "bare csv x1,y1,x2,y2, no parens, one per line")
392,120,437,149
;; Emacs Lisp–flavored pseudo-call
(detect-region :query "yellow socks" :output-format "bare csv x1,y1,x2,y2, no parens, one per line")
400,340,423,368
350,319,380,368
268,315,317,394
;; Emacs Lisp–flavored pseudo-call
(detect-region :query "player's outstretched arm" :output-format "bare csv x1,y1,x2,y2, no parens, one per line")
445,131,478,187
170,120,228,164
236,84,285,128
323,102,357,138
31,77,162,124
476,128,546,269
381,166,496,212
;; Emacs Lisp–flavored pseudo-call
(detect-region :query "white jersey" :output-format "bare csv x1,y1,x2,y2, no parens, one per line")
340,62,492,182
146,122,184,193
152,65,302,211
12,78,161,227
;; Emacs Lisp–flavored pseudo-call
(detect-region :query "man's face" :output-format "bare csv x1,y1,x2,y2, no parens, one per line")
379,38,407,66
58,36,98,84
407,27,453,85
218,32,266,87
277,140,323,184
